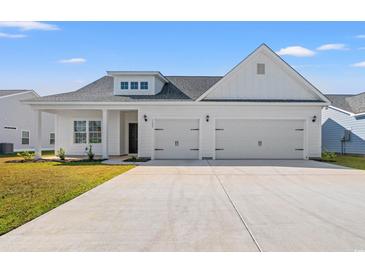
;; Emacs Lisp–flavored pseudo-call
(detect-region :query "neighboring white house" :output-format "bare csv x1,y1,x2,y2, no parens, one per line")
0,90,55,152
322,93,365,155
24,44,330,160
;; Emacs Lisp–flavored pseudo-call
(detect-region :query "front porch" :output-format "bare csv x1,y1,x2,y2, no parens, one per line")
34,109,139,159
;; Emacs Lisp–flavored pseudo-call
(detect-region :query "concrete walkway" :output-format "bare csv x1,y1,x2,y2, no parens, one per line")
1,160,365,251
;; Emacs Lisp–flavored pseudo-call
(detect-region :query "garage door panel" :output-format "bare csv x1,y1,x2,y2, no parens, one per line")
215,119,304,159
154,119,199,159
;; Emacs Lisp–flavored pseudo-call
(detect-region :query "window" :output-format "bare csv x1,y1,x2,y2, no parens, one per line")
88,121,102,143
74,121,87,144
120,81,129,90
50,133,55,145
73,120,101,144
140,81,148,90
21,130,30,145
257,63,265,75
131,81,138,89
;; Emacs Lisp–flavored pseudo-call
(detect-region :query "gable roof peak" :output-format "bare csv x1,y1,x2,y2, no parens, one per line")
196,43,330,104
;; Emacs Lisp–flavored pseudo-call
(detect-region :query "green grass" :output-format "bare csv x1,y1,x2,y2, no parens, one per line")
322,154,365,170
0,153,134,235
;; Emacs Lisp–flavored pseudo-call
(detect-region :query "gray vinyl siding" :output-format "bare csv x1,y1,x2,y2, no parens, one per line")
322,108,365,154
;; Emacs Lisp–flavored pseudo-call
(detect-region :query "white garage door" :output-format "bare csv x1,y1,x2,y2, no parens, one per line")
154,119,200,159
215,119,305,159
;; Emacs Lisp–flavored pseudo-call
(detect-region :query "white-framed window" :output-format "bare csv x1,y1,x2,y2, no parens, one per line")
140,81,148,90
74,121,87,144
73,120,102,144
50,133,55,145
131,81,138,90
88,121,102,143
257,63,265,75
21,130,30,145
120,81,129,90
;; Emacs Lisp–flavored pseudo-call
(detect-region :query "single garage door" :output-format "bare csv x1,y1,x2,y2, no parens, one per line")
215,119,305,159
154,119,200,159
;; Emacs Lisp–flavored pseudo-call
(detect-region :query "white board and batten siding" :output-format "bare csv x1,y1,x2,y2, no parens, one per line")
0,91,54,151
40,45,327,159
54,109,123,156
51,105,321,159
203,47,320,101
138,105,322,160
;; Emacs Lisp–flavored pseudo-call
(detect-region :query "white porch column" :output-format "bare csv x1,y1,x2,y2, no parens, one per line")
102,109,109,159
34,110,42,159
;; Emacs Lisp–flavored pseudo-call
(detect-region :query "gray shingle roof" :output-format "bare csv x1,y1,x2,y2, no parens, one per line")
0,90,33,98
327,93,365,114
25,76,222,103
166,76,222,100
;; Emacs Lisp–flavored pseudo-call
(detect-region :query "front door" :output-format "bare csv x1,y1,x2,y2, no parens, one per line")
128,123,138,154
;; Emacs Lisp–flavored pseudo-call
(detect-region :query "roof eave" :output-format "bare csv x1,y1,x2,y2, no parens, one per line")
106,71,169,83
328,105,365,117
23,100,329,107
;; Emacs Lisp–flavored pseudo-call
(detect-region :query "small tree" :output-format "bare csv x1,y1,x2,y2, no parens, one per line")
17,151,35,161
322,150,337,162
86,145,95,160
56,148,66,160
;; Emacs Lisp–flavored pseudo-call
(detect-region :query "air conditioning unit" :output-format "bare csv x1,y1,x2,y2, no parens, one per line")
341,129,351,142
0,143,14,154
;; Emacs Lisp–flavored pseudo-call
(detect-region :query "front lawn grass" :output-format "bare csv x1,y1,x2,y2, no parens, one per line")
0,153,134,235
322,154,365,170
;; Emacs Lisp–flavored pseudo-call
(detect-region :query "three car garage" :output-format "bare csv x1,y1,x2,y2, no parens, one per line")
152,118,306,160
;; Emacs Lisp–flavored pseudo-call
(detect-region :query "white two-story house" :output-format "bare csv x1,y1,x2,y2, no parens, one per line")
0,90,54,153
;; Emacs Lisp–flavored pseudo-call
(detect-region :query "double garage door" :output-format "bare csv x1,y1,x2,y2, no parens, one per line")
215,119,304,159
153,119,305,159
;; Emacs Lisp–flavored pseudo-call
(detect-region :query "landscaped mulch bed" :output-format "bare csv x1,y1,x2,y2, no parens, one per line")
5,158,106,163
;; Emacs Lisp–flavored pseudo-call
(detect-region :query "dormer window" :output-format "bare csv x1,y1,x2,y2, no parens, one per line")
131,82,138,90
141,81,148,90
120,81,129,89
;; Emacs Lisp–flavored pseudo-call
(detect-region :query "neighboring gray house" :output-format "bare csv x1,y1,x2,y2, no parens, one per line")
322,92,365,155
0,90,55,152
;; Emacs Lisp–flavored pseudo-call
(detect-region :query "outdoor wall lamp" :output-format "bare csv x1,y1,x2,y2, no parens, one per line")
144,114,148,122
206,115,210,122
312,115,317,123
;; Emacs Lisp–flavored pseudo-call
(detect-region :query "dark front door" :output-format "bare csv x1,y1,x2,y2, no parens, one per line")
128,123,138,154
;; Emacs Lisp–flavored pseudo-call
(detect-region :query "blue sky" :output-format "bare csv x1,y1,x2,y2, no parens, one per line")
0,21,365,95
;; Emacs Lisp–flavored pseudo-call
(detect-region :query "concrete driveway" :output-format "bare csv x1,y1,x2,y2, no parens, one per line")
1,160,365,251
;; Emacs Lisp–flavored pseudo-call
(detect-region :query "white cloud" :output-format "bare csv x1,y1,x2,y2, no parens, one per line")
316,43,348,51
58,58,86,64
355,34,365,38
0,32,27,39
0,21,59,31
276,46,316,57
74,80,85,84
352,61,365,67
359,47,365,50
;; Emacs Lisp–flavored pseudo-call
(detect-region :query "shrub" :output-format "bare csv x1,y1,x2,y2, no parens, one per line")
17,151,35,161
56,148,66,160
322,150,337,162
124,156,150,162
86,145,95,160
